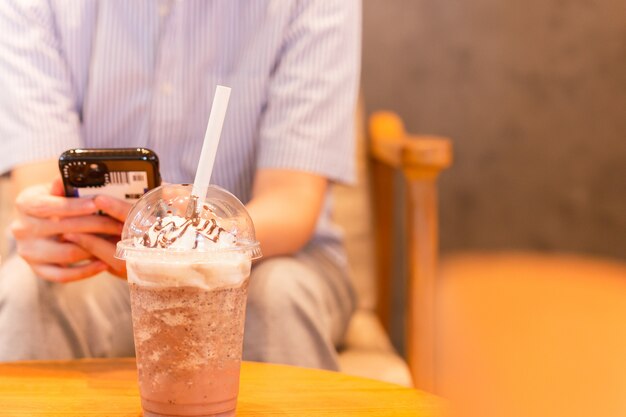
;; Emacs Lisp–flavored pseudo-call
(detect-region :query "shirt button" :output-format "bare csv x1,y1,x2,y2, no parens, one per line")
161,83,173,95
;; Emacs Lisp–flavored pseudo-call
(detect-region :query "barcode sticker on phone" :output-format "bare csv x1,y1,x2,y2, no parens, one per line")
76,171,150,202
108,171,147,185
109,171,128,185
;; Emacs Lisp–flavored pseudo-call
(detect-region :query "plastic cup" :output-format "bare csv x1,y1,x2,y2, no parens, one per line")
116,184,261,417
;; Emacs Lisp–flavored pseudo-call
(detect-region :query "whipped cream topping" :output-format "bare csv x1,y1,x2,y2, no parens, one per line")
126,255,250,289
137,214,236,251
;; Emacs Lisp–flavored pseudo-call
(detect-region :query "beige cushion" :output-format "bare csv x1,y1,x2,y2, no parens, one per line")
339,310,413,387
338,350,413,388
342,309,394,352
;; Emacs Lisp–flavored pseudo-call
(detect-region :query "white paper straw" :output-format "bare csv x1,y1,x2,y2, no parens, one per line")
191,85,231,202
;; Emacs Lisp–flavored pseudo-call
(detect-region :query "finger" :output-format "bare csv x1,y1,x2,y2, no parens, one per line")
16,238,92,265
64,233,127,279
11,214,123,239
50,178,65,197
94,195,132,223
16,184,96,218
31,260,107,283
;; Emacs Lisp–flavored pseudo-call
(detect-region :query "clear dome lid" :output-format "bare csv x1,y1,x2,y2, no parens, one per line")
116,184,261,261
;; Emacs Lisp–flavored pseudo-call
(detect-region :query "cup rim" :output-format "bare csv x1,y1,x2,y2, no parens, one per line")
115,239,262,261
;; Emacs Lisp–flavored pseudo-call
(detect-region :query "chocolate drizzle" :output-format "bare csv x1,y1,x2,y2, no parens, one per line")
138,194,236,249
142,206,229,249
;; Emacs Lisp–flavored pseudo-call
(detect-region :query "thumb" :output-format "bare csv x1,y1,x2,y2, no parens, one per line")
94,195,132,223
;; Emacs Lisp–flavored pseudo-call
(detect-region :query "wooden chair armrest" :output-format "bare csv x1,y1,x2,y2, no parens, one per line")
369,111,452,179
368,110,453,391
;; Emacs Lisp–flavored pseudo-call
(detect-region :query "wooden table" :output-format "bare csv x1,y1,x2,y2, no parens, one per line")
0,359,441,416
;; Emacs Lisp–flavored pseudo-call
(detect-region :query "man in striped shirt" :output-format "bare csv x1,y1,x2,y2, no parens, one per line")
0,1,360,370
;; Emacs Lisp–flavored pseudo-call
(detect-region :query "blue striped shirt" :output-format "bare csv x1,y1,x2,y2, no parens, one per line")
0,1,361,257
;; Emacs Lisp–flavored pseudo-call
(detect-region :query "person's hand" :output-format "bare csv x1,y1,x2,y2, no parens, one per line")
63,194,132,279
10,179,125,282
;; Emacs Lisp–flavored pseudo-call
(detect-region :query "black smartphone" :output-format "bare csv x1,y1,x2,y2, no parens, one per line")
59,148,161,203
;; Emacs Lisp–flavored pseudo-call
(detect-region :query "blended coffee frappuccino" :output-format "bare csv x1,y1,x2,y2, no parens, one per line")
117,184,261,417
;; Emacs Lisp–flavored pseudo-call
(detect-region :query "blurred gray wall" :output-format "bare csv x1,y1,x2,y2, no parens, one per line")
363,0,626,260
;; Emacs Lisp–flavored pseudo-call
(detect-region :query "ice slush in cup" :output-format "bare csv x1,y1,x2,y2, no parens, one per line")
116,184,261,417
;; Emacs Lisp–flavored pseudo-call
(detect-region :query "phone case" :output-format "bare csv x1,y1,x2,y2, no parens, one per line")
59,148,161,202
